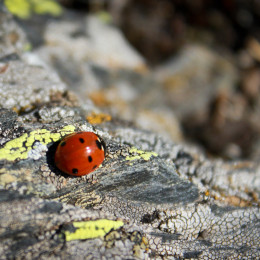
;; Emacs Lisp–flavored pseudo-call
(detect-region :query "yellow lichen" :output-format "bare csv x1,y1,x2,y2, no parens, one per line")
126,147,158,161
0,125,75,161
4,0,31,19
23,43,32,52
4,0,62,19
96,11,112,23
64,219,124,241
31,0,62,16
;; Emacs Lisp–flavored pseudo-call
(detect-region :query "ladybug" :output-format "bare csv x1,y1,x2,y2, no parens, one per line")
54,132,106,176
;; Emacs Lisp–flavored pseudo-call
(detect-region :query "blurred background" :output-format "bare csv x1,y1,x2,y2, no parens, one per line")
5,0,260,161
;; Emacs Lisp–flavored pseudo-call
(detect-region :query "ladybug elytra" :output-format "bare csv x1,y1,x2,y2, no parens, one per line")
54,132,106,176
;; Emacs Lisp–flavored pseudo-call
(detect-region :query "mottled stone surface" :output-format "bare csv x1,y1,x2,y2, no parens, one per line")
0,5,28,58
0,4,259,260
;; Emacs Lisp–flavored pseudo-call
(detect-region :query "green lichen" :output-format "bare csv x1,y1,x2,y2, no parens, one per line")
23,43,32,52
96,11,112,23
64,219,124,241
0,125,75,161
126,147,158,161
4,0,62,19
4,0,31,19
31,0,62,16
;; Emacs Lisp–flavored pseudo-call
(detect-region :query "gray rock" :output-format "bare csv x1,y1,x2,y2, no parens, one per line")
0,5,259,259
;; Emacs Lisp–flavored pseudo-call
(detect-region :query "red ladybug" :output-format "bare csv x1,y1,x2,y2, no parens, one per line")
54,132,106,176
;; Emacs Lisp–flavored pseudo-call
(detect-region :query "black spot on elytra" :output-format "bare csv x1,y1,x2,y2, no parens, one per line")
60,141,66,147
79,138,84,143
92,165,97,170
72,168,78,174
88,156,92,162
96,140,102,150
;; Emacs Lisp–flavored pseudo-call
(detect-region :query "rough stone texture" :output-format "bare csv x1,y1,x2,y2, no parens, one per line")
0,58,66,111
0,5,28,59
0,5,259,260
0,189,143,259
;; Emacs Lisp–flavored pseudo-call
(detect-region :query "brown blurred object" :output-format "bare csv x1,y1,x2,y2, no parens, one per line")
247,38,260,63
118,0,186,65
113,0,260,65
58,0,107,11
241,67,260,101
182,91,256,159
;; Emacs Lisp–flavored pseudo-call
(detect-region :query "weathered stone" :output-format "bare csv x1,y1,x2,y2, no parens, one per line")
0,3,259,259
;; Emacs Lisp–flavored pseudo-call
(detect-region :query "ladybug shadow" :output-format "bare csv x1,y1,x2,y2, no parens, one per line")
46,141,71,178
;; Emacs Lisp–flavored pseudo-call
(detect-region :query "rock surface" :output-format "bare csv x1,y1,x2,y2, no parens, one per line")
0,4,259,260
